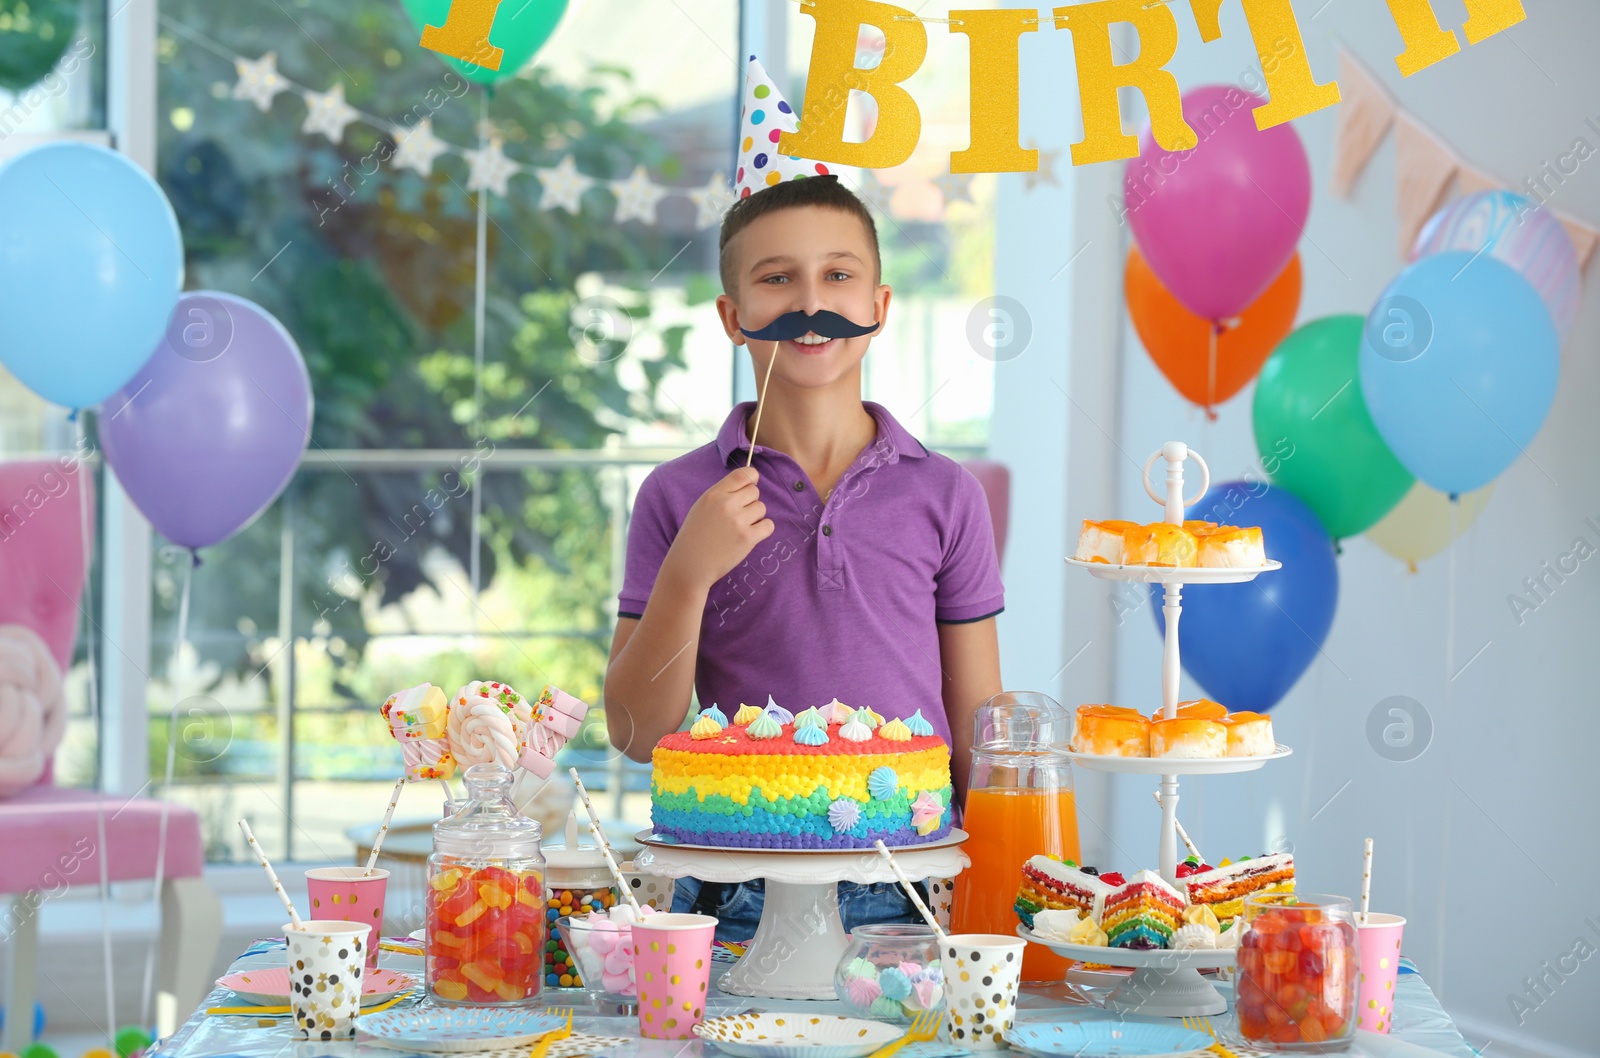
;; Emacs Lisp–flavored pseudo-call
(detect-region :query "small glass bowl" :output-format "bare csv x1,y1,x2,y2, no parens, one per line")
557,912,637,999
833,923,945,1024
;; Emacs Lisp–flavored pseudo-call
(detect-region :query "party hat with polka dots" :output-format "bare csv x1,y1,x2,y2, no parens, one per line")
736,55,833,199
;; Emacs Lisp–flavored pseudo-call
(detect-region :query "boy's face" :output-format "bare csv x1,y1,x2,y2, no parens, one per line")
715,205,891,393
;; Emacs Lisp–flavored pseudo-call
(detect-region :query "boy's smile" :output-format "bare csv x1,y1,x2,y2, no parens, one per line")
715,205,892,392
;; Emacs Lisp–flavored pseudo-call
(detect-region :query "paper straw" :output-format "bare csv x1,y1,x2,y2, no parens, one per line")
1151,790,1204,864
238,819,301,928
365,777,406,874
1360,837,1373,924
744,340,779,469
873,841,947,943
567,768,644,920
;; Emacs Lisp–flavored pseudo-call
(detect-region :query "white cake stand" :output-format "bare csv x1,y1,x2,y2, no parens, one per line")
1018,926,1235,1016
1063,442,1293,887
631,829,970,1000
1030,442,1292,1017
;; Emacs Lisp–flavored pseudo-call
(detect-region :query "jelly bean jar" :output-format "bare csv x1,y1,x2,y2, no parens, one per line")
1236,893,1359,1051
542,817,618,989
427,762,546,1006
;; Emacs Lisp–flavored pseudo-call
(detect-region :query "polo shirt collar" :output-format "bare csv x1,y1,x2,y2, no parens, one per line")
715,401,929,466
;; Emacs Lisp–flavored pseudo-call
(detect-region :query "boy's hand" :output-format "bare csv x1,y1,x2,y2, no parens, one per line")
661,467,775,592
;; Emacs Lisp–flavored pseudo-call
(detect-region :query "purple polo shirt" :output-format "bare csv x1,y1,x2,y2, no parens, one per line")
617,401,1004,745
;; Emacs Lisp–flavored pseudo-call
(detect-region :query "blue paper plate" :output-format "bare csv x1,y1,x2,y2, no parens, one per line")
355,1006,563,1051
1006,1022,1213,1058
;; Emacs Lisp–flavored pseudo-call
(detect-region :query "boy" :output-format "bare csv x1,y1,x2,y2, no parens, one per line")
604,175,1004,939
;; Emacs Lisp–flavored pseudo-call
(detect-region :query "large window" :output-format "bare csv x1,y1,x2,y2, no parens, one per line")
150,0,740,861
10,0,1008,865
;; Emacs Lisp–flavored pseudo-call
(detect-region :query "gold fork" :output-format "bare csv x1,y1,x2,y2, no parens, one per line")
864,1009,941,1058
528,1007,574,1058
1182,1015,1239,1058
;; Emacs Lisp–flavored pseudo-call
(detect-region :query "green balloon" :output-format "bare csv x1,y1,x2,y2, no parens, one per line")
0,0,79,92
402,0,567,86
1252,315,1413,539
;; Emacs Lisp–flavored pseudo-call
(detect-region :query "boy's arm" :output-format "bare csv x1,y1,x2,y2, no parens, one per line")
937,616,1002,811
604,466,773,762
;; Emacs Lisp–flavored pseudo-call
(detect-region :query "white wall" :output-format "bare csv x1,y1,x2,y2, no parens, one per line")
1082,3,1599,1056
992,2,1599,1055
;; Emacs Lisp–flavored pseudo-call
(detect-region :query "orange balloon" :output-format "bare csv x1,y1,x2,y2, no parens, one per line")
1126,246,1302,416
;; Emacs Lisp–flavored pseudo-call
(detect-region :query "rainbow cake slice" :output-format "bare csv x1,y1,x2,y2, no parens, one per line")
650,704,951,849
1178,853,1295,924
1014,856,1116,927
1102,870,1186,950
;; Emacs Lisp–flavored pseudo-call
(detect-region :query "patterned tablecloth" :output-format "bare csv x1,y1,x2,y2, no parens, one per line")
150,939,1477,1058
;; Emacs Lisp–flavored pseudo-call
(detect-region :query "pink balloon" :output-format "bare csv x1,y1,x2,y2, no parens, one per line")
1123,85,1311,321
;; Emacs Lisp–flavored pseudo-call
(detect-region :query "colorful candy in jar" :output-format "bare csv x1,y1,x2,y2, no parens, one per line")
545,885,618,987
426,864,546,1004
1235,898,1358,1046
543,813,620,988
427,762,547,1006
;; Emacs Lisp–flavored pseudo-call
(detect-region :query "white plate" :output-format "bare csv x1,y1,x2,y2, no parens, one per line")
1065,557,1281,584
355,1007,563,1052
1065,744,1292,775
1006,1021,1214,1058
1018,926,1236,970
635,829,968,856
694,1013,901,1058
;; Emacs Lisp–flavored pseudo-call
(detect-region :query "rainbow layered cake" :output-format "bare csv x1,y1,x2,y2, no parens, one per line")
649,700,952,849
1102,870,1186,950
1014,856,1119,927
1176,852,1295,924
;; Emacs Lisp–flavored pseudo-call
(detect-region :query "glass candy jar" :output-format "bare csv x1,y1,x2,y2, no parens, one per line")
427,763,546,1006
833,924,945,1024
1236,893,1359,1051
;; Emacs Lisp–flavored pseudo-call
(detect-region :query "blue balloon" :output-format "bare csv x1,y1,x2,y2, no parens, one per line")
1359,252,1558,496
1150,483,1338,713
0,142,183,408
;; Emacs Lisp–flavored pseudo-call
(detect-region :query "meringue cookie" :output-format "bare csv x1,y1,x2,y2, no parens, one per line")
838,719,873,742
1170,923,1219,950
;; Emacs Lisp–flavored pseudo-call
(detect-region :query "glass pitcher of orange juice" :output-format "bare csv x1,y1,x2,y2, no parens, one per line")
950,691,1079,983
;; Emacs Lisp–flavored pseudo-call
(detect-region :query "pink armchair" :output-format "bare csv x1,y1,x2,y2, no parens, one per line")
0,461,221,1046
960,458,1010,564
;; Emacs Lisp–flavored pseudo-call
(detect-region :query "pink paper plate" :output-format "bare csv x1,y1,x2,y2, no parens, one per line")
218,966,418,1006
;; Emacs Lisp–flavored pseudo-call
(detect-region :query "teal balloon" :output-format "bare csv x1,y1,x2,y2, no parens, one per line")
1359,252,1558,496
1253,315,1412,539
403,0,567,85
0,142,183,409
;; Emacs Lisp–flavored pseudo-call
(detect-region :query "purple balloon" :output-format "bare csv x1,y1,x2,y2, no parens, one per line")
99,291,313,551
1411,190,1580,340
1123,84,1311,321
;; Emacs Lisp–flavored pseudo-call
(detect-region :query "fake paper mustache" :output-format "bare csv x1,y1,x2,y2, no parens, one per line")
740,309,881,342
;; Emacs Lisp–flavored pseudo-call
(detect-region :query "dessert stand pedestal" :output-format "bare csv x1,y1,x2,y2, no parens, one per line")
1031,442,1293,1017
632,829,969,1001
1020,926,1236,1017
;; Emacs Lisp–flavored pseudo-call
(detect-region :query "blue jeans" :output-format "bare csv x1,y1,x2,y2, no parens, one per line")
671,877,929,944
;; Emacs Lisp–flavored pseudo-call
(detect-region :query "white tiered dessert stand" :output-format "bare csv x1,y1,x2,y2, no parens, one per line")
1022,441,1293,1017
632,829,969,1000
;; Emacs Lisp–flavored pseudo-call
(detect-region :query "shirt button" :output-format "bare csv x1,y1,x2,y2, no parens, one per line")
793,481,805,491
822,525,833,537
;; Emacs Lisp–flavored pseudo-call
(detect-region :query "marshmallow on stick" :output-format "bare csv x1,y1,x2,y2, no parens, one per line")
516,685,589,778
382,683,456,781
448,681,523,768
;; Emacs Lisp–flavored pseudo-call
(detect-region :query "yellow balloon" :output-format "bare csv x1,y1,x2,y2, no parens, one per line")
1365,481,1495,571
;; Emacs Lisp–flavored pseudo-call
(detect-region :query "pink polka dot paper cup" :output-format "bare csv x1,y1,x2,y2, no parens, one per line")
1355,913,1406,1033
632,912,717,1040
305,866,388,971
